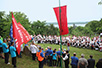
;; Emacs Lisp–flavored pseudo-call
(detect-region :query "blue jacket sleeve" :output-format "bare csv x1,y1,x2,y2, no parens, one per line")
40,52,44,57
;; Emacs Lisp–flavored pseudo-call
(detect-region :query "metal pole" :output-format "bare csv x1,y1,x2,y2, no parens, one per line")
59,0,62,68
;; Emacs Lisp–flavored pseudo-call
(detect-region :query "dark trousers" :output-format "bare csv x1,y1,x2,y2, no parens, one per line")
52,60,57,66
65,61,69,68
32,53,36,60
4,52,9,64
71,65,77,68
44,57,48,65
12,57,16,67
49,56,52,66
39,60,44,68
57,57,61,67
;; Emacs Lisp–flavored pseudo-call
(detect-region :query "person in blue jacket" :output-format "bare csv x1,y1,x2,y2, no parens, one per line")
50,51,57,66
10,42,17,68
0,37,4,59
56,48,63,67
71,53,79,68
2,39,10,64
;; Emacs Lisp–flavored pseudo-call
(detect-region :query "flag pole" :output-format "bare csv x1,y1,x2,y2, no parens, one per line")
59,0,62,68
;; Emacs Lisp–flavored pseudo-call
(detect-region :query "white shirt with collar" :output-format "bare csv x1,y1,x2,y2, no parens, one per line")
30,44,38,54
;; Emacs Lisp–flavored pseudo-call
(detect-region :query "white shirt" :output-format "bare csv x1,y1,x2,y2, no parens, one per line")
30,44,38,54
21,44,23,51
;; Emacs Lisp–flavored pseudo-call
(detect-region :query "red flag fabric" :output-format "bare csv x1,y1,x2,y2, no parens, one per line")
53,5,69,35
18,22,31,44
11,12,24,55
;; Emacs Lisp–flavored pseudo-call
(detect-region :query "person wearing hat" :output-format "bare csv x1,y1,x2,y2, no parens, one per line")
78,54,88,68
36,47,45,68
87,55,95,68
71,52,79,68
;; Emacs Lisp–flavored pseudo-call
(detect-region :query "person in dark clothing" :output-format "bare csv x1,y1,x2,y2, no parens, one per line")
7,38,11,54
96,58,102,68
63,50,70,68
87,55,95,68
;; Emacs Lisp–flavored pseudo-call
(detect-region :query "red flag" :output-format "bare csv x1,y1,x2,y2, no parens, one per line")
11,12,24,55
53,5,69,35
18,22,31,44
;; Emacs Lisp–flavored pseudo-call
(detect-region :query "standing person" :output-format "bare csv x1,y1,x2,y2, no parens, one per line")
7,38,11,54
50,51,57,66
78,54,88,68
0,37,4,59
62,50,70,68
56,48,63,67
7,38,11,47
10,42,17,68
44,48,48,65
30,41,38,61
87,55,95,68
96,58,102,68
2,39,10,64
49,47,53,66
67,40,70,51
46,46,53,66
91,39,95,50
71,53,79,68
36,47,44,68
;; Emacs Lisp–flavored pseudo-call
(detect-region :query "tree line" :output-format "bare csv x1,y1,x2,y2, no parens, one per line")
0,11,59,38
69,19,102,37
0,11,102,38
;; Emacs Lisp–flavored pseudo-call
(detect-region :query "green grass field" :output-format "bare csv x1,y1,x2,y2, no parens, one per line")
0,43,102,68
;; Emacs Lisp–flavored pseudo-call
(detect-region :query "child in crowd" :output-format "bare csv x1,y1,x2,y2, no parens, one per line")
10,42,17,68
51,51,57,66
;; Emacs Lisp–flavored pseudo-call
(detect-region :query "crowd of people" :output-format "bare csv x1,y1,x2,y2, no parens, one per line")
29,40,102,68
0,36,17,68
30,41,102,68
32,34,102,51
0,35,102,68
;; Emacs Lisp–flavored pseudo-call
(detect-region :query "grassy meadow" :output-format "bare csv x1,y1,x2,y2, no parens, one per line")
0,43,102,68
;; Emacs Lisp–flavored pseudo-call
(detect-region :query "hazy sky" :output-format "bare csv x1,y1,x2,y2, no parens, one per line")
0,0,102,22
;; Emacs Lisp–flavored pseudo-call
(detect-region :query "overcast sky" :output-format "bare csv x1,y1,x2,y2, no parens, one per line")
0,0,102,22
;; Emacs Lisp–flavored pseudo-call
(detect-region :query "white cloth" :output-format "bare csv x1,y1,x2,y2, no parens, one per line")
63,54,68,61
30,44,38,54
21,44,23,51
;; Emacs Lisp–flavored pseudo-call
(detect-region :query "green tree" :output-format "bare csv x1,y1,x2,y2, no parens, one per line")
0,11,11,38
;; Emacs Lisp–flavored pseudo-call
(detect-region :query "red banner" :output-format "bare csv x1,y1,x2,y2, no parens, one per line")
11,12,24,55
18,22,31,44
53,5,69,35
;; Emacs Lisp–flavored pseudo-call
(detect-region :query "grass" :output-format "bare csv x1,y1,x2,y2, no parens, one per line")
0,43,102,68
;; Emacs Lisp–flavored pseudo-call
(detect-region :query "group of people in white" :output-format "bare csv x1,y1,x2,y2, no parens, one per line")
32,34,102,51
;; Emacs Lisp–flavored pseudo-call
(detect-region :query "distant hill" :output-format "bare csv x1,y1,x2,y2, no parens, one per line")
46,22,88,24
46,22,88,27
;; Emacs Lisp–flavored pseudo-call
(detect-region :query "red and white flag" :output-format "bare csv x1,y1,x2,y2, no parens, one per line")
18,22,31,44
53,5,69,35
11,12,24,55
